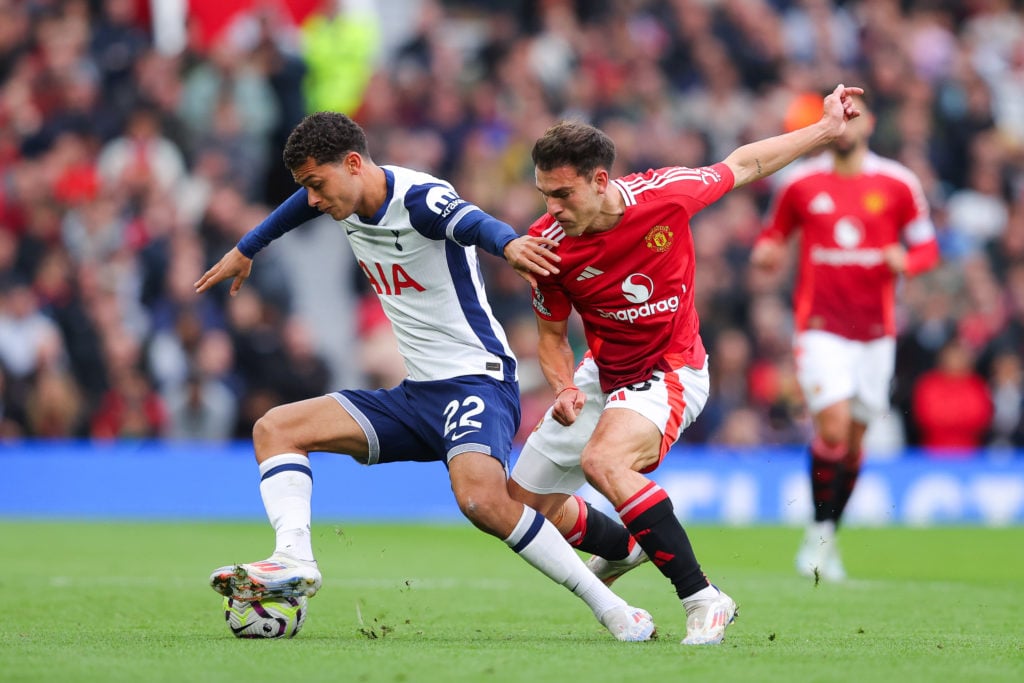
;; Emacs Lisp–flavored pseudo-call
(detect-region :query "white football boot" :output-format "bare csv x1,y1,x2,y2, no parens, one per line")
681,585,737,645
210,553,322,601
599,605,657,642
585,539,650,586
796,520,844,581
822,540,847,582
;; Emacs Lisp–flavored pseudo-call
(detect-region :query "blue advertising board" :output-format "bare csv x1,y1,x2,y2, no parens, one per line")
2,441,1022,525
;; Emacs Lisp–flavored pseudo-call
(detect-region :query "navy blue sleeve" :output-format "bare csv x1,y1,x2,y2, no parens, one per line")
453,212,519,258
236,188,321,258
403,183,519,259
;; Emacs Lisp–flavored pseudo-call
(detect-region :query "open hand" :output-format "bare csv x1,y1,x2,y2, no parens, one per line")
504,235,561,288
194,247,253,296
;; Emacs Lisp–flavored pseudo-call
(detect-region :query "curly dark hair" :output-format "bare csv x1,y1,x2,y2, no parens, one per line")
283,112,370,170
531,120,616,178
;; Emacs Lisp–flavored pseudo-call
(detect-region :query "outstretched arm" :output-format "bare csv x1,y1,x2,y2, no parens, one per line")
442,208,562,287
236,188,321,257
195,188,320,296
723,84,863,189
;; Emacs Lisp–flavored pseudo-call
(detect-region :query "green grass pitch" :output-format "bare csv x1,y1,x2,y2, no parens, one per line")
2,521,1021,683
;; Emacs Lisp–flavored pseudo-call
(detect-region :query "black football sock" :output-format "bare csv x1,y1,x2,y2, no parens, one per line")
832,459,861,527
565,495,633,560
810,438,847,523
617,482,707,600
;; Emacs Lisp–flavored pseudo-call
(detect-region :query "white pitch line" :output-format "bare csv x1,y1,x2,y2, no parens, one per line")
46,576,519,590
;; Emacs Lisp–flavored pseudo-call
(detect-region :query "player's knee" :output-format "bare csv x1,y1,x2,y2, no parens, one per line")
251,413,272,447
816,403,851,444
816,415,850,447
457,488,519,537
252,405,291,448
817,425,847,449
456,490,496,525
580,452,620,492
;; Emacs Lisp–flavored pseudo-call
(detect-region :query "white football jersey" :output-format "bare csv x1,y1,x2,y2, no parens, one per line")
338,166,517,383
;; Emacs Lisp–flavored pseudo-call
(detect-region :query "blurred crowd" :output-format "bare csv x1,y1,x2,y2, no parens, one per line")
0,0,1022,454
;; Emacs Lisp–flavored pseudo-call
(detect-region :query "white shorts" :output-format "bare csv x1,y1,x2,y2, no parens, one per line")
511,355,710,496
795,330,894,423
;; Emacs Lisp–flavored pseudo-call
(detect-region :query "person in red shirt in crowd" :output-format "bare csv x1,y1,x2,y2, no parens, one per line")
507,84,865,646
90,364,167,439
912,336,992,452
750,93,940,581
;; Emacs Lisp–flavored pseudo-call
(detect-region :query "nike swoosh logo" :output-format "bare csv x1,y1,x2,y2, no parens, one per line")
230,622,260,635
345,228,358,235
450,431,478,441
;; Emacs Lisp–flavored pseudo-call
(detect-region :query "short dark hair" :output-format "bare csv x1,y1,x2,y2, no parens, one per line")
283,112,369,170
531,121,616,178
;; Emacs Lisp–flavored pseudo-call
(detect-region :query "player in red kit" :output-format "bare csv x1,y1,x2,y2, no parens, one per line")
508,84,865,645
751,94,939,581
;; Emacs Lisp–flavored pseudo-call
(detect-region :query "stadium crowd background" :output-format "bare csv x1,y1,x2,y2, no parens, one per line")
0,0,1021,455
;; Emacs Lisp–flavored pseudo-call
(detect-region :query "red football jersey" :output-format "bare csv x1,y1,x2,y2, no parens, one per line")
759,151,938,340
530,164,734,392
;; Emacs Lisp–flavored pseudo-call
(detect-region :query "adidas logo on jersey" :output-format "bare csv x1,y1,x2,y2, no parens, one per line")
576,266,604,281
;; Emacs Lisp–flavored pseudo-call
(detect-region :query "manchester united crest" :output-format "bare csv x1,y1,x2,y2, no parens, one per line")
863,191,885,214
645,225,674,252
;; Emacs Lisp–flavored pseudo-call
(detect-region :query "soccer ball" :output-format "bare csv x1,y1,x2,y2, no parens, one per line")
223,596,308,638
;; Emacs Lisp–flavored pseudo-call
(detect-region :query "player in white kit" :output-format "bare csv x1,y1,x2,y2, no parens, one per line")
194,112,654,641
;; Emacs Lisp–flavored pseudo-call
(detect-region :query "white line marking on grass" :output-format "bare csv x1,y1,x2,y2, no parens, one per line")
46,576,519,590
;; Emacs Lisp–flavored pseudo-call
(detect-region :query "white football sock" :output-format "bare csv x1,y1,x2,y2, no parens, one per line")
504,506,626,619
258,453,315,563
682,583,720,606
808,519,837,541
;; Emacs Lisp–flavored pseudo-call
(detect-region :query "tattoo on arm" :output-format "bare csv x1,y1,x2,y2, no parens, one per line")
755,158,763,176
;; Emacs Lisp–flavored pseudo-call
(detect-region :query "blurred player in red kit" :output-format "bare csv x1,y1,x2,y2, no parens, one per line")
507,84,865,644
751,93,940,580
